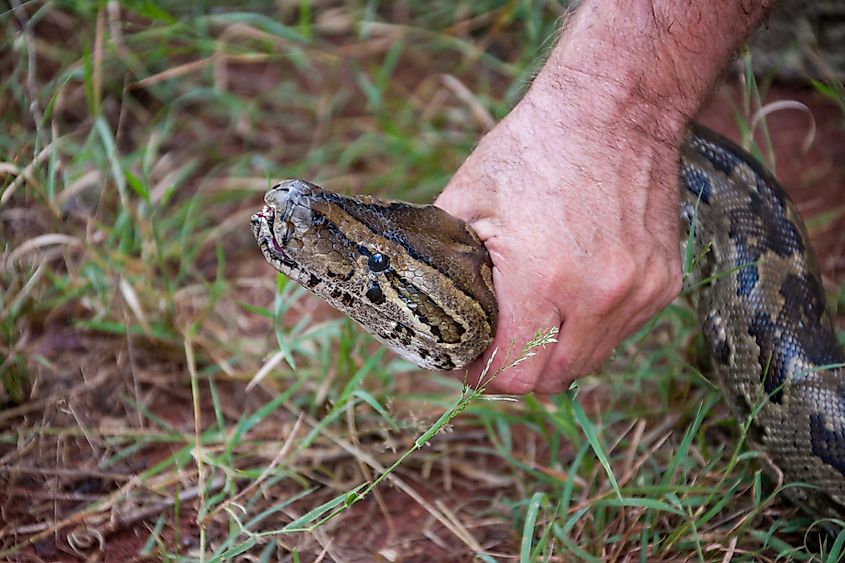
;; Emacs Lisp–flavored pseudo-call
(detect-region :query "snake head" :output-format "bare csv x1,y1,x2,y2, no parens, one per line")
252,179,375,292
251,179,498,371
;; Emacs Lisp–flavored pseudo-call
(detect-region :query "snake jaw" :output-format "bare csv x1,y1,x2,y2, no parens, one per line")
251,203,292,270
251,179,316,266
250,205,274,234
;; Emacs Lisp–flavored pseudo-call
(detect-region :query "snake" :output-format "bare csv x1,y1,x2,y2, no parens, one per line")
251,123,845,518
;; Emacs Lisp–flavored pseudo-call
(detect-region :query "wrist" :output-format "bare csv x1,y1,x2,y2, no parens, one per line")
494,84,682,218
531,6,690,139
514,74,686,180
524,70,689,153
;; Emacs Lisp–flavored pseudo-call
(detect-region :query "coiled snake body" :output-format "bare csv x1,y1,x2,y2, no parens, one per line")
252,123,845,517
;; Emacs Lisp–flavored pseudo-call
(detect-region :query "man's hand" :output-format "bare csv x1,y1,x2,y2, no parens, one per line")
434,0,775,393
435,86,683,393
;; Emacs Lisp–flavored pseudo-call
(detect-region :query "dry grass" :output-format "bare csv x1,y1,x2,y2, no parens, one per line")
1,1,844,561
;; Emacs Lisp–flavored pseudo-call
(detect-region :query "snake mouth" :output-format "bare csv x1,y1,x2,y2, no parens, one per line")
251,205,288,258
251,205,275,227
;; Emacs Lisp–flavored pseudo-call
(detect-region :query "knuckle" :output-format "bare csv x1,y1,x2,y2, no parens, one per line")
665,264,683,300
655,258,683,305
544,351,578,381
593,254,639,310
632,256,683,312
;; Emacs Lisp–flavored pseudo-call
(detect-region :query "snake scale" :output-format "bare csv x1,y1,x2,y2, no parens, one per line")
252,123,845,518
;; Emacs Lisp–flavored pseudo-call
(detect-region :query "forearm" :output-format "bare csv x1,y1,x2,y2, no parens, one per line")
530,0,776,144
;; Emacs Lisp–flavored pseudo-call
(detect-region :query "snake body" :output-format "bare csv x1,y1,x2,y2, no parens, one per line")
252,123,845,516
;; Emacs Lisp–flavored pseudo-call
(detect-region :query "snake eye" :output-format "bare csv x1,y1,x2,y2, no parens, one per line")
368,253,389,273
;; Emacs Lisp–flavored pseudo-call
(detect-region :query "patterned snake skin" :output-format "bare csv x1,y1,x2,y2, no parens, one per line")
682,124,844,517
252,123,845,517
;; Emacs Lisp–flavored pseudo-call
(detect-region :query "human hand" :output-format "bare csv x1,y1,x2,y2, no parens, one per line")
435,83,684,394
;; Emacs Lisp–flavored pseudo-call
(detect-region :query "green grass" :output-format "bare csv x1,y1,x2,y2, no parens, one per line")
1,1,844,560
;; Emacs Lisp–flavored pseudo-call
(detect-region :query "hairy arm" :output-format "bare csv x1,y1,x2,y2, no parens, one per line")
435,0,776,393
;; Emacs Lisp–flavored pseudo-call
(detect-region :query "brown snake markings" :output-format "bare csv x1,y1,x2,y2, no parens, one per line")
253,123,845,518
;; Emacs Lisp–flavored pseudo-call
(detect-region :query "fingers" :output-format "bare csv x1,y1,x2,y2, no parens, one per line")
466,260,562,394
451,226,684,395
532,309,641,394
449,208,683,395
531,259,683,394
529,265,641,394
431,90,685,396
